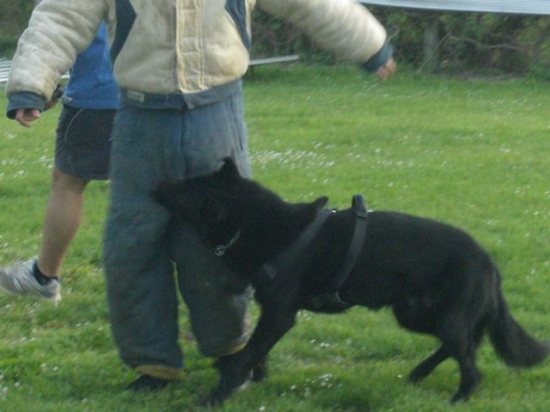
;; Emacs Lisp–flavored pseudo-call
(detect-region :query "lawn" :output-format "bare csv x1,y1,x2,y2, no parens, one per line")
0,64,549,412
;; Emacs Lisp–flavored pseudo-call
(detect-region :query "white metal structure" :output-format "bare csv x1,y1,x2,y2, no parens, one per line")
359,0,550,15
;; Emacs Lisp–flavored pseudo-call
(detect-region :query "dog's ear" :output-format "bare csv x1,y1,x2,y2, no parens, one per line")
217,158,241,182
313,196,329,211
292,196,329,225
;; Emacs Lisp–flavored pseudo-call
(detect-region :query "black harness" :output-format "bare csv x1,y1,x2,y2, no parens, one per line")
258,194,368,311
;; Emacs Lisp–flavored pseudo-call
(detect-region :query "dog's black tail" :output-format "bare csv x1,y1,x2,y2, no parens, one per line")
488,272,549,368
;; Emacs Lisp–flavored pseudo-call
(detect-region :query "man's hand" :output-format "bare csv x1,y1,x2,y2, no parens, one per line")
375,57,396,81
14,108,41,127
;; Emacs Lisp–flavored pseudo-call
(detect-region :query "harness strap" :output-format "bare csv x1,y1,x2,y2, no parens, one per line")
335,194,368,289
309,194,368,310
257,195,368,313
258,209,334,287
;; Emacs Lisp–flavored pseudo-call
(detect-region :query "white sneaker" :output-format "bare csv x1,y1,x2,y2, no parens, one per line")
0,259,61,302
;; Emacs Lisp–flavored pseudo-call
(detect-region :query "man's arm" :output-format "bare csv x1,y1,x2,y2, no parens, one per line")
259,0,393,73
5,0,107,110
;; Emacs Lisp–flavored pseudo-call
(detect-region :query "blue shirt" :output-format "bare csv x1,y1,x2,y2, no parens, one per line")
62,23,119,110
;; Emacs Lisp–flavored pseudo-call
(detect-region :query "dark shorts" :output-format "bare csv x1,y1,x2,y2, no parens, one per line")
55,105,116,180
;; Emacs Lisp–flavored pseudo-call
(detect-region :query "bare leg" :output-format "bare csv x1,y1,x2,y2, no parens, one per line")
37,166,89,277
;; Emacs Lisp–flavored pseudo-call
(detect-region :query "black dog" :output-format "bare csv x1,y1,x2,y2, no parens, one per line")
153,158,548,406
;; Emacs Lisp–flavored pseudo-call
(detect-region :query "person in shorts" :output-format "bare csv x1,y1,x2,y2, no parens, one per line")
0,22,118,302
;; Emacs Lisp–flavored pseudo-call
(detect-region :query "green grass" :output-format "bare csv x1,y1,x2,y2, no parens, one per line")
1,64,549,411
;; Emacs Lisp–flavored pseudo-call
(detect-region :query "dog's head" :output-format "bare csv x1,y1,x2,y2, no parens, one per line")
152,159,243,231
152,158,328,273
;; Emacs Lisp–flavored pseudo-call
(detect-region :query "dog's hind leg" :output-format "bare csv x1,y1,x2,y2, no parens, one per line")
411,338,481,403
409,346,450,382
450,348,481,403
438,319,484,403
448,323,485,403
393,299,451,381
409,312,484,402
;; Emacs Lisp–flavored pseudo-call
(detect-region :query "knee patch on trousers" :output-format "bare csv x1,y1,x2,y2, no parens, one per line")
198,333,249,358
135,364,182,380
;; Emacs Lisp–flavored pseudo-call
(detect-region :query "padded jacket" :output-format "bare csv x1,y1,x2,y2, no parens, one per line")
6,0,391,114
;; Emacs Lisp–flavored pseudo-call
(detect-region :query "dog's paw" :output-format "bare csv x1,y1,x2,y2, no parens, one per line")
408,361,436,383
201,380,243,408
204,367,253,406
251,360,268,382
408,369,427,383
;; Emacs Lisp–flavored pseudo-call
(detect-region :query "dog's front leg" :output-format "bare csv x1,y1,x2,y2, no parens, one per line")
207,353,255,406
208,306,298,405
